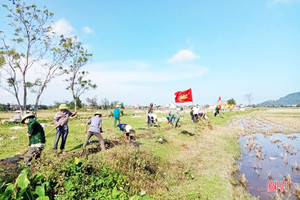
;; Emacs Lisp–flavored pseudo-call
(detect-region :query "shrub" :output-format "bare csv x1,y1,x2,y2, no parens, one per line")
101,146,166,196
55,157,130,200
0,168,50,200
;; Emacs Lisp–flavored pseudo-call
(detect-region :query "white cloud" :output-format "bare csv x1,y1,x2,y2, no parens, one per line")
51,18,74,37
0,59,208,105
81,61,208,105
168,49,199,63
87,61,207,84
83,26,94,34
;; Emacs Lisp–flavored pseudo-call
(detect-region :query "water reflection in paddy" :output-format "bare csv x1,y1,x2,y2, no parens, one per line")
238,133,300,200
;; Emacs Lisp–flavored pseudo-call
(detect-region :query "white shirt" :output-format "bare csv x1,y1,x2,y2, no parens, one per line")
193,106,199,114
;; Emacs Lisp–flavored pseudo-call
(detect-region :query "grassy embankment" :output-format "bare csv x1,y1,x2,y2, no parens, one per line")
0,108,256,199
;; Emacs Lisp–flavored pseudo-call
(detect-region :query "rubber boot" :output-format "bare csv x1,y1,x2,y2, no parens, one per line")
60,149,66,155
53,149,57,156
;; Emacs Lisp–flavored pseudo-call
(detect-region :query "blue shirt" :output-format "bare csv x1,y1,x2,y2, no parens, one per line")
166,115,175,123
117,123,127,132
113,108,120,118
87,116,102,133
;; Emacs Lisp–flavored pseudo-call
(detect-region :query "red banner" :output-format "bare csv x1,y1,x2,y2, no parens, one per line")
217,97,221,102
174,88,193,103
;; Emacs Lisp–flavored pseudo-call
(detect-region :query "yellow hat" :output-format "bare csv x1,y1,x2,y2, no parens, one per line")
59,104,68,110
94,112,101,116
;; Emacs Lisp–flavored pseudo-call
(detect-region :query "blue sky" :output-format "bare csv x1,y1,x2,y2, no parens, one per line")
0,0,299,106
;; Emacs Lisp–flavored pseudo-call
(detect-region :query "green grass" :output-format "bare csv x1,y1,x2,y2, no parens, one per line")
0,108,256,199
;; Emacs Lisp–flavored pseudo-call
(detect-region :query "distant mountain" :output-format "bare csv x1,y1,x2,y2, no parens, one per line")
258,92,300,107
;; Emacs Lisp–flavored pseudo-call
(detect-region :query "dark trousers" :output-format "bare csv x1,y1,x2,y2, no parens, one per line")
214,108,220,117
148,114,154,125
193,114,198,123
83,131,106,150
53,127,68,150
24,147,43,165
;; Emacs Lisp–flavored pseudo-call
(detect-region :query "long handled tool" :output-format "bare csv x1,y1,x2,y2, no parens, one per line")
45,116,71,136
45,126,58,136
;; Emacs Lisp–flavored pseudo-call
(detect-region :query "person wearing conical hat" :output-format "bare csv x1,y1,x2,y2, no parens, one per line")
113,105,121,127
117,123,136,141
53,104,77,155
82,112,106,151
21,114,45,166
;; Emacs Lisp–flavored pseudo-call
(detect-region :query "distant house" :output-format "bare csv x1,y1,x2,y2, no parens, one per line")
219,102,236,108
164,103,176,109
10,105,21,110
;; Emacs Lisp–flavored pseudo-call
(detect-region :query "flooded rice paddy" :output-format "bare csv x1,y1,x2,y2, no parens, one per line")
239,133,300,199
233,118,300,199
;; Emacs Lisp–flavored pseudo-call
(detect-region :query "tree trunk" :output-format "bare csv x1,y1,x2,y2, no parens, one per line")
34,81,47,119
22,72,27,115
11,84,22,113
74,98,77,112
71,88,77,112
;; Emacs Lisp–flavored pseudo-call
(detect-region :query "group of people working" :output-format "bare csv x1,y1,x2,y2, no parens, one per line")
147,103,184,128
21,104,136,165
190,104,209,123
21,103,221,165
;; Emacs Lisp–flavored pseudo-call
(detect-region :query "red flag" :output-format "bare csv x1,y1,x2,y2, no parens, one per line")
217,97,221,102
174,88,193,103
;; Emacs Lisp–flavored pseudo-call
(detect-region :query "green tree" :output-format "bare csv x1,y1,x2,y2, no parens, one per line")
0,1,72,114
64,38,96,112
227,98,236,105
68,98,82,110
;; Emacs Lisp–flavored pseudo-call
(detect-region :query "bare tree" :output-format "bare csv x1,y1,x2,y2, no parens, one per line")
102,98,109,109
86,96,98,110
245,93,254,105
0,1,71,113
64,38,96,112
110,100,119,109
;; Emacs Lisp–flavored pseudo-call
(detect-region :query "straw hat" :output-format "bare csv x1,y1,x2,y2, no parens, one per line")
94,112,102,116
21,114,35,124
59,104,68,110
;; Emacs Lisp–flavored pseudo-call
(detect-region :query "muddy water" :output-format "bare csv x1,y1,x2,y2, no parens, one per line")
238,133,300,199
